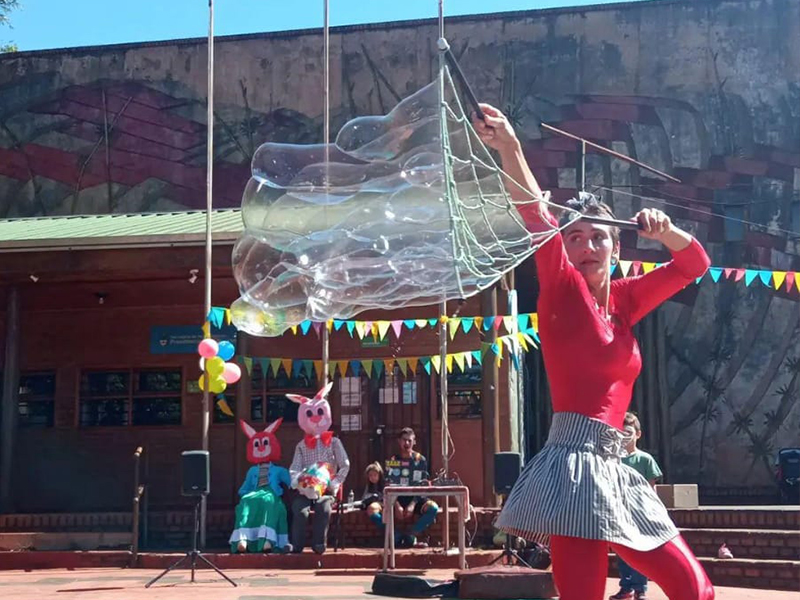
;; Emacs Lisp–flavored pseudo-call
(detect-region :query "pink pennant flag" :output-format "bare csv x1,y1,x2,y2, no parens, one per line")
733,269,745,282
723,268,734,279
632,261,642,276
391,320,403,339
312,322,322,337
493,317,503,331
787,272,797,292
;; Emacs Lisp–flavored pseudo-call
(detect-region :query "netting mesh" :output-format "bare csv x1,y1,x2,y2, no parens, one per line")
231,66,573,336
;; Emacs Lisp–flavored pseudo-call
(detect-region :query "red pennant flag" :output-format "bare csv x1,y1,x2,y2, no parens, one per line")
493,317,504,331
733,269,745,282
787,272,797,292
723,268,734,279
632,261,642,276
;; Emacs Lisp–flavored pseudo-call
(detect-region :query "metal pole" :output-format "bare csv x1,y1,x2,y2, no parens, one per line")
322,0,331,385
200,0,215,549
577,139,586,193
439,300,449,551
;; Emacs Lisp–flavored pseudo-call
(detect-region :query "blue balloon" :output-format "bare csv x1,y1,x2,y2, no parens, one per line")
217,340,236,361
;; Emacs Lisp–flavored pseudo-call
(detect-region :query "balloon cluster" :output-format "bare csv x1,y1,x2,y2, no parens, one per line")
197,339,241,394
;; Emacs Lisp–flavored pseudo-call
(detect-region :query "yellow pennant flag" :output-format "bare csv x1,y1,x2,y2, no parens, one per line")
619,260,633,277
495,337,504,356
530,313,538,331
280,358,293,375
408,357,419,375
642,262,657,274
377,321,391,341
453,351,466,373
224,309,232,325
773,271,787,290
201,321,211,338
475,316,484,329
495,351,503,367
216,397,234,417
448,318,460,340
269,358,281,376
290,325,298,335
326,320,334,332
396,358,408,375
313,360,323,377
337,360,349,377
430,355,441,374
445,354,454,373
517,332,529,352
383,358,394,373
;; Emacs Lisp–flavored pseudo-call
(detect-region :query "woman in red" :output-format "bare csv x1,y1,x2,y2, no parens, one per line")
474,105,714,600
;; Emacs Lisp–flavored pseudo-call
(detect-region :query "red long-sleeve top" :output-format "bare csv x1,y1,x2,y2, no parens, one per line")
522,206,710,429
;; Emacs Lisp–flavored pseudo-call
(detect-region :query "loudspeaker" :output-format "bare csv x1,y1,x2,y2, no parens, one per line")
494,452,521,495
181,450,210,496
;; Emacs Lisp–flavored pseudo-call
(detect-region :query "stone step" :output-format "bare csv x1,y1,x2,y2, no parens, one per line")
681,528,800,561
669,506,799,531
697,557,800,591
0,531,132,551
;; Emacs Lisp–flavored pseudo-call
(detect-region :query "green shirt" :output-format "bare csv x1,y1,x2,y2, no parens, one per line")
622,449,662,482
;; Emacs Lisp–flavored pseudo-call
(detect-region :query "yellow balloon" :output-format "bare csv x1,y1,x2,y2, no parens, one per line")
206,357,225,377
209,376,227,394
198,375,208,392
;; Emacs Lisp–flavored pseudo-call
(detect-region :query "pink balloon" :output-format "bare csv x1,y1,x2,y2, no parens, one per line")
198,339,219,359
222,362,242,384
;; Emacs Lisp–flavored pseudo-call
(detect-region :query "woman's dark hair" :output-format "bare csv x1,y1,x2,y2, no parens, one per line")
559,192,620,245
364,461,385,491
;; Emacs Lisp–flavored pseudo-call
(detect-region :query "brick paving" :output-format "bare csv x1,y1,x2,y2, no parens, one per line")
0,567,798,600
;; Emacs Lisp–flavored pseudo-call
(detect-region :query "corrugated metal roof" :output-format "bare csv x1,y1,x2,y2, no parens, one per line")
0,209,244,252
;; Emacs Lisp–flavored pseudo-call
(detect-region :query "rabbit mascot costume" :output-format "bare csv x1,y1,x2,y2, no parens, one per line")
287,382,350,554
229,418,292,553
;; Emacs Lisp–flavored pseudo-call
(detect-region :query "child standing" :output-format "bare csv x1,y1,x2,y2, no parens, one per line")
610,412,664,600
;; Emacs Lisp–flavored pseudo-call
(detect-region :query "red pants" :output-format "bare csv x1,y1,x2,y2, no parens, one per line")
550,535,714,600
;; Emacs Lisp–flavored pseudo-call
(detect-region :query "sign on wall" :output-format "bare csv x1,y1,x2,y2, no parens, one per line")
150,325,237,354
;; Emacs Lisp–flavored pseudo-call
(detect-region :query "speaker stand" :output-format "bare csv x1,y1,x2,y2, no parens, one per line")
145,496,237,588
489,532,533,568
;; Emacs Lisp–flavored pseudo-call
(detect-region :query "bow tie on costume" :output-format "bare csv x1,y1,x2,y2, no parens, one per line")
304,431,333,449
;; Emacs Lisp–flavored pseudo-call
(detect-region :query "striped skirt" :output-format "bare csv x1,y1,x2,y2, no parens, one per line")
496,412,678,551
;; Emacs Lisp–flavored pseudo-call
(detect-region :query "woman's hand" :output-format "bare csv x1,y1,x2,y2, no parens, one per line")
634,208,692,252
472,104,520,153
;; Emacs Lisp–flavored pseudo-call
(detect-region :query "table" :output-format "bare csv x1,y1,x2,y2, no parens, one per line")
382,485,470,570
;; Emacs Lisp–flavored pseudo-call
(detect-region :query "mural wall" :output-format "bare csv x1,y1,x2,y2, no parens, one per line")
0,0,798,495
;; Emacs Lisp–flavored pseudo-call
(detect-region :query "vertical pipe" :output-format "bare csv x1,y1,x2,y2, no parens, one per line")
0,287,20,512
200,0,215,549
577,139,586,193
480,286,499,506
439,300,449,551
321,0,331,385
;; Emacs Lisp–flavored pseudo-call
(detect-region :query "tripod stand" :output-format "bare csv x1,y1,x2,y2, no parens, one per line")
490,495,532,568
145,495,237,588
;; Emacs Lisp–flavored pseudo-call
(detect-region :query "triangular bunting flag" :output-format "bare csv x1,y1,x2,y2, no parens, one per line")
709,267,722,283
201,321,211,338
269,358,280,377
642,262,656,274
346,321,356,337
313,360,323,377
734,269,745,282
281,358,293,375
391,321,404,339
355,322,368,340
511,350,520,371
361,359,373,378
610,263,618,276
472,350,482,365
337,360,349,376
464,351,473,368
421,357,431,375
312,322,322,337
530,313,538,331
430,355,441,374
503,316,514,333
292,360,303,378
632,261,642,276
517,314,529,331
243,356,253,376
415,319,428,329
445,354,454,373
453,352,465,373
396,358,408,375
326,320,334,332
216,396,234,416
758,270,772,287
350,360,361,376
290,325,298,335
772,271,787,290
448,318,460,340
462,317,475,334
208,307,224,329
744,270,758,286
723,268,734,279
300,320,312,335
224,308,232,326
333,319,345,331
302,360,314,376
475,317,484,330
428,318,438,328
408,357,419,375
403,319,416,330
695,274,704,284
619,260,632,277
377,321,391,341
787,272,797,292
373,360,384,378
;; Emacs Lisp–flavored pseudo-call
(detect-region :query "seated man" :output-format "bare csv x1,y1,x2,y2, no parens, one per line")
386,427,439,547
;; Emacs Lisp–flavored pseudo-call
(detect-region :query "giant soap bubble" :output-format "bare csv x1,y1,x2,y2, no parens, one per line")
231,72,556,336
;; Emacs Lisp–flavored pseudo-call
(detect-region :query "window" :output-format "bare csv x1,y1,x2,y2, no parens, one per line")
79,369,182,427
18,372,55,428
250,365,313,423
379,370,399,404
340,376,362,407
438,363,482,419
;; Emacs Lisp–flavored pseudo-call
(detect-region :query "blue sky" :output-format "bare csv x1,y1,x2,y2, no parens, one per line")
4,1,649,52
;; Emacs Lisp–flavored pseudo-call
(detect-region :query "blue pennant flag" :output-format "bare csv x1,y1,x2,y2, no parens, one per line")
346,321,356,337
709,267,723,283
744,270,758,286
758,270,772,287
333,319,345,331
349,360,361,376
300,320,312,335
